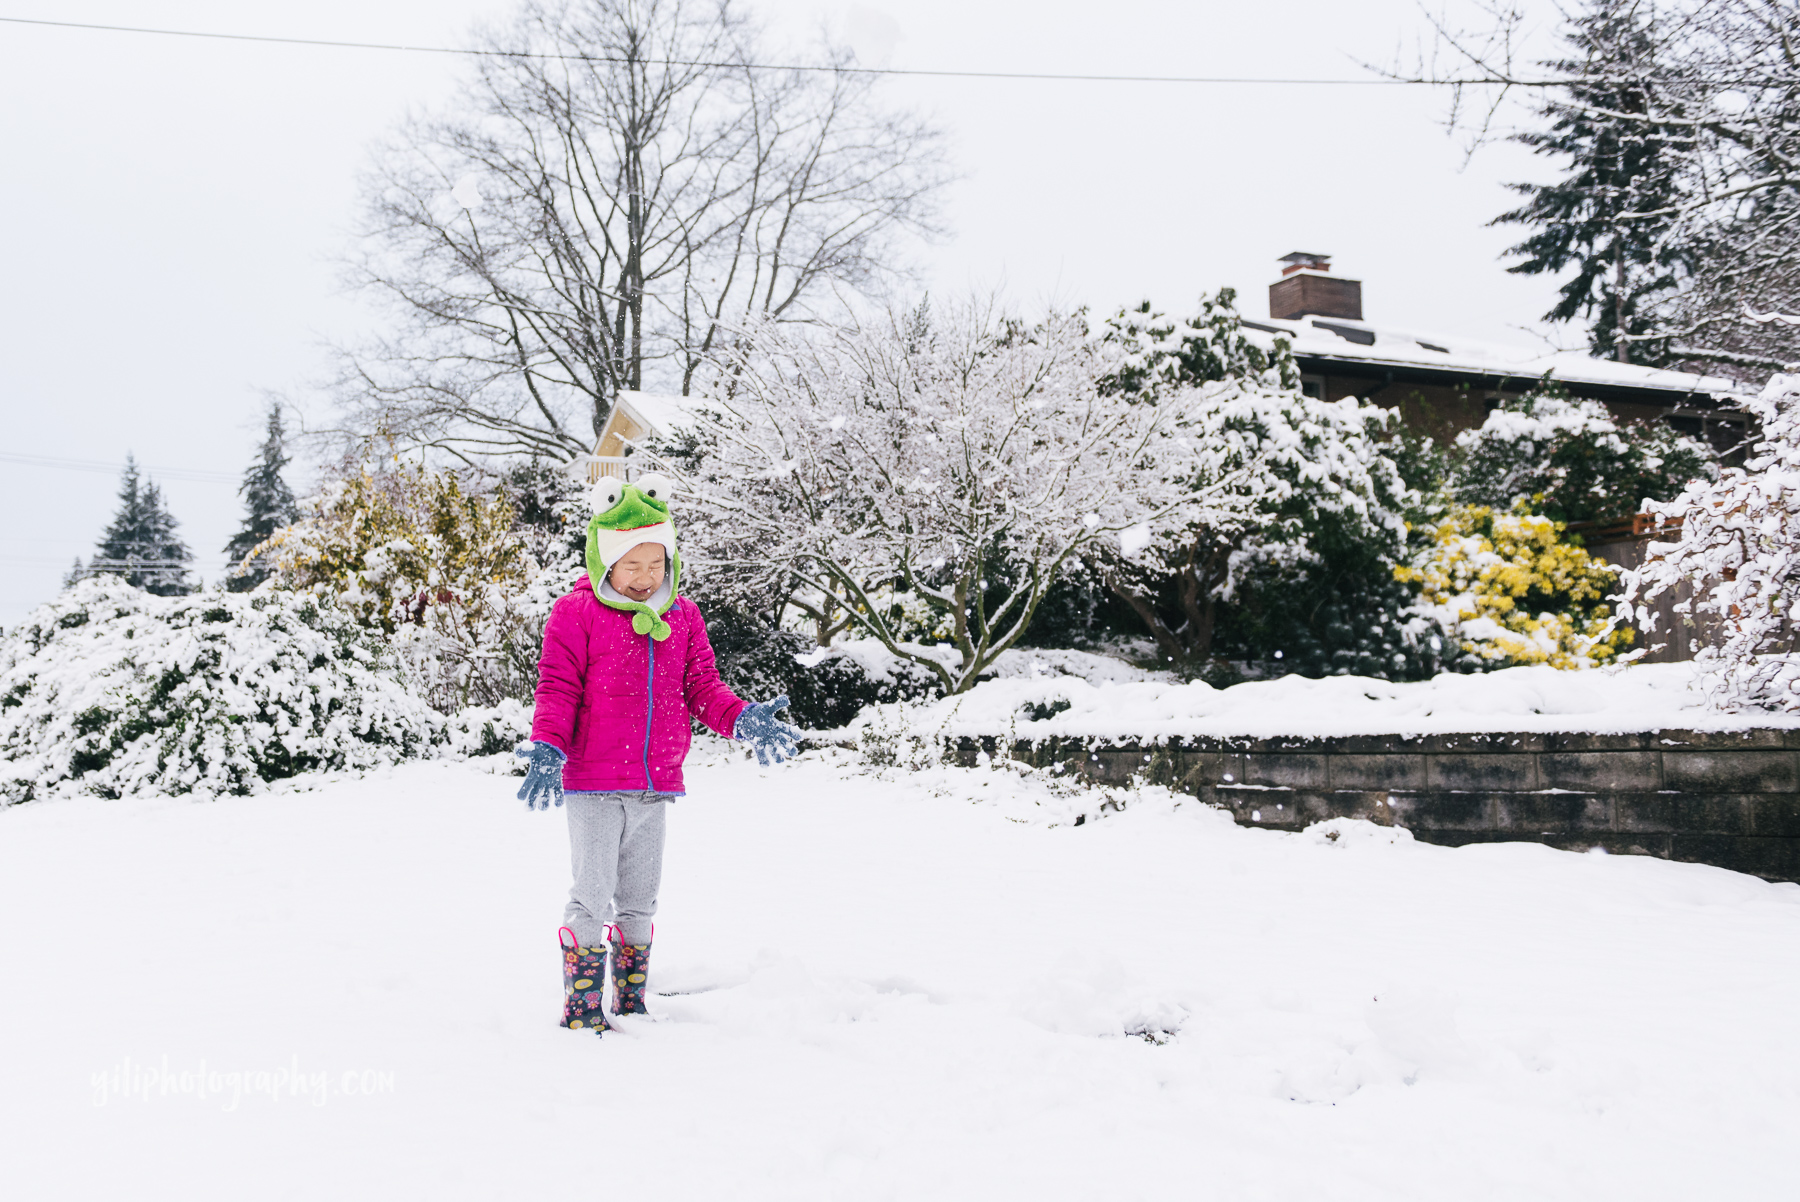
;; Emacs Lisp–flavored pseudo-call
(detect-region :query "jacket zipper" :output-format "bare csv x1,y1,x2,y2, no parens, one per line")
642,631,656,790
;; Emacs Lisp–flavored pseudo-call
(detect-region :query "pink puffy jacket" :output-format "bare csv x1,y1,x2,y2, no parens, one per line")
530,579,749,794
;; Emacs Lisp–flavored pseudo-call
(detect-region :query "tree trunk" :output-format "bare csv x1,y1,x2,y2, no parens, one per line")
1174,544,1219,661
1106,575,1185,664
1615,236,1630,365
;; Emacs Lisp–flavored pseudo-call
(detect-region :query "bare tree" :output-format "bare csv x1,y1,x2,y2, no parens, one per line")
1404,0,1800,376
333,0,948,464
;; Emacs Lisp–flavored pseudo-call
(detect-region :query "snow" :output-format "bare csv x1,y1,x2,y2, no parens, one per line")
847,660,1800,742
1463,398,1628,454
4,749,1798,1199
449,175,484,210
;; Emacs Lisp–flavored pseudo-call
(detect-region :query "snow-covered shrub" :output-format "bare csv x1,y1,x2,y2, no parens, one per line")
702,608,940,730
260,461,571,710
854,703,952,773
501,458,590,572
1451,390,1715,526
1239,571,1465,681
1617,374,1800,709
684,299,1217,694
0,578,441,802
1397,501,1631,669
1091,292,1436,678
441,698,535,758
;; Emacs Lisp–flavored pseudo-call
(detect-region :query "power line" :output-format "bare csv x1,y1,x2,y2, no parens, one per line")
0,14,1419,85
5,15,1788,91
0,450,239,485
1,555,229,567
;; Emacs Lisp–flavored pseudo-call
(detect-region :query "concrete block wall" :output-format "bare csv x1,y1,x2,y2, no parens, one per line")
953,729,1800,882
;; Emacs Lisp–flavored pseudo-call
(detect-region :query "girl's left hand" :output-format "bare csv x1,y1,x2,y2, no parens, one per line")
734,696,801,766
515,741,568,809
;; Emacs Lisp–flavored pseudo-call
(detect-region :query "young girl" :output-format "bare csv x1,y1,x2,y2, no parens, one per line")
514,472,799,1034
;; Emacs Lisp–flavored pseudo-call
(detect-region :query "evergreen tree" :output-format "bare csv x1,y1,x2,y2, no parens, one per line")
84,456,195,595
1493,0,1691,365
223,404,300,592
1089,291,1431,680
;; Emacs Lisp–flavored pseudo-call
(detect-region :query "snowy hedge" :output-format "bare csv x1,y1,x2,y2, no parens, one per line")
1450,391,1715,526
0,578,446,801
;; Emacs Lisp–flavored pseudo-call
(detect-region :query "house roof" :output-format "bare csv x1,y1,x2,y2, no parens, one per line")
611,390,709,441
1239,314,1748,407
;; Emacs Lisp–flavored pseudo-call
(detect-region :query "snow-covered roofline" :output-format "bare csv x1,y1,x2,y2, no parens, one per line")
1240,315,1748,403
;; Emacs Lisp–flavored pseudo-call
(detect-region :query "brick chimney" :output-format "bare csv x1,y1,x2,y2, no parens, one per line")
1269,252,1363,321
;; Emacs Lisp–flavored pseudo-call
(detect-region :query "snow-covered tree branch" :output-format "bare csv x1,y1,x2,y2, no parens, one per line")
1616,373,1800,709
677,300,1234,694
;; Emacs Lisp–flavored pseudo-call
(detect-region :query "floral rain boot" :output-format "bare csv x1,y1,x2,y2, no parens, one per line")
559,927,610,1034
609,936,653,1015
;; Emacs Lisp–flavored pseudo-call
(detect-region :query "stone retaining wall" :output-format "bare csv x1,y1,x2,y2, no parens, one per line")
953,729,1800,882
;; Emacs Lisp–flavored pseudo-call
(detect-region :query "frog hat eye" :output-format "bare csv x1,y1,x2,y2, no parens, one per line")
592,479,624,511
635,472,674,503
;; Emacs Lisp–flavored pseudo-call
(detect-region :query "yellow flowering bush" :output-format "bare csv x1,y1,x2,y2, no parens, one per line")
257,462,556,709
1395,500,1632,669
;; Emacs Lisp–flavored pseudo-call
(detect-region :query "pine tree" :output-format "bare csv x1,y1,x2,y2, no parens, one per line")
1492,0,1691,365
223,404,300,592
87,456,195,595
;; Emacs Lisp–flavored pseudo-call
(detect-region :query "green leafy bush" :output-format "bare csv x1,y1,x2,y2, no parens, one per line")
1451,389,1715,526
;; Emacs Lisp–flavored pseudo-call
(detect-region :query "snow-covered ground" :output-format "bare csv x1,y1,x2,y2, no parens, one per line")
4,747,1798,1200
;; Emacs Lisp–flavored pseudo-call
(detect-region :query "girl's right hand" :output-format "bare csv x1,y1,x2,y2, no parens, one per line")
515,741,569,810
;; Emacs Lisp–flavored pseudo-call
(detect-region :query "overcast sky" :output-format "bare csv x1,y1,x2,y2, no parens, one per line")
0,0,1572,625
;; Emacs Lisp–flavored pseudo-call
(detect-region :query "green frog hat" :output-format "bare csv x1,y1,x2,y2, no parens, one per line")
585,472,682,640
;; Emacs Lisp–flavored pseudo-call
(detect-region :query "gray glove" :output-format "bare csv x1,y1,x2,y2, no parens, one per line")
515,741,568,810
733,695,801,766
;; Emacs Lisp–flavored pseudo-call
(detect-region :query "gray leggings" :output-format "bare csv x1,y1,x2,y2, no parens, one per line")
563,791,673,947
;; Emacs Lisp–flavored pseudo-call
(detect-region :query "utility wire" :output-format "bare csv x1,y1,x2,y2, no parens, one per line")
0,450,239,485
7,15,1786,88
1,554,230,567
0,14,1422,85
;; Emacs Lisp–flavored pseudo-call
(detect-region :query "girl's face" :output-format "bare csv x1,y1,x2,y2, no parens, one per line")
608,543,667,602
